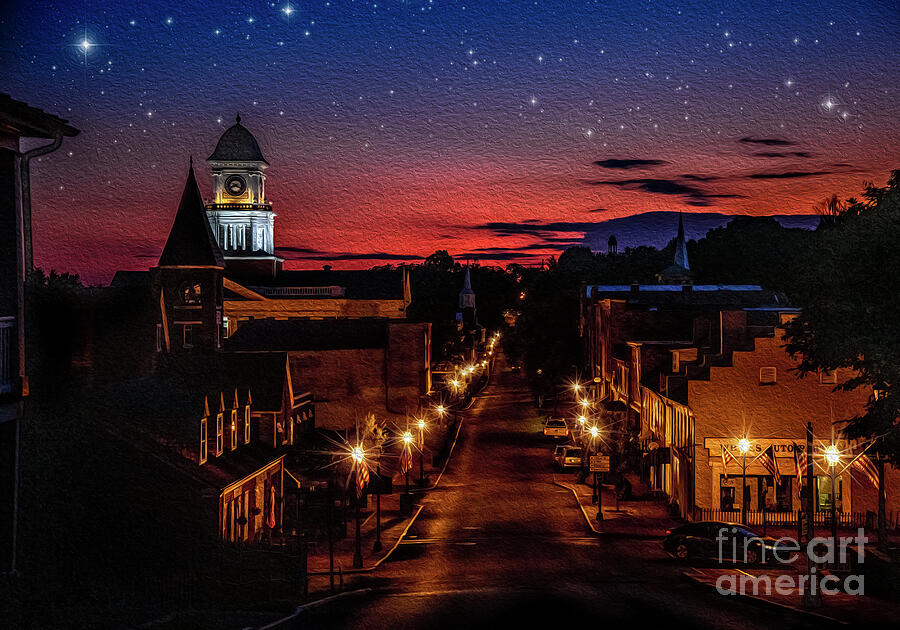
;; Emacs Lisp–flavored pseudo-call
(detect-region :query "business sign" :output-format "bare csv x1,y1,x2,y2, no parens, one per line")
704,437,845,458
590,455,610,472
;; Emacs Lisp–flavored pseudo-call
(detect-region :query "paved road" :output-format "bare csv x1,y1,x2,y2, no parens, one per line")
288,356,826,629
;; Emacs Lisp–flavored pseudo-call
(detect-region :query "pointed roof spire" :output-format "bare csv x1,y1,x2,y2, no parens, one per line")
673,212,690,271
235,112,241,124
462,266,473,293
158,161,225,267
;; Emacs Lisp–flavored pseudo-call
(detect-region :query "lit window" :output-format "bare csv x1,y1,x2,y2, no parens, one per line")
216,413,223,456
243,405,251,444
199,417,208,464
230,410,238,450
819,369,837,385
180,282,202,305
183,324,194,349
759,367,777,385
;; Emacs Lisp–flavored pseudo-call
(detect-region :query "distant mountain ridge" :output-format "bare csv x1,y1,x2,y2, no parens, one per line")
583,211,820,251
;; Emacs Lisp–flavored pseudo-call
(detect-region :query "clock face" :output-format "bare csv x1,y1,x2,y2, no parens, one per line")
225,175,247,197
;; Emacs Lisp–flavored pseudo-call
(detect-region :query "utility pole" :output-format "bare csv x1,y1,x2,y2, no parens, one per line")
803,421,821,608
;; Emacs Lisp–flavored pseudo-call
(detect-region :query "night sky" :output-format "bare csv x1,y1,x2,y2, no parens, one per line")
3,1,898,284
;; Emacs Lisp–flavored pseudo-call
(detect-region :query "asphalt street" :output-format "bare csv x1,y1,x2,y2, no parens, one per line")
286,356,828,629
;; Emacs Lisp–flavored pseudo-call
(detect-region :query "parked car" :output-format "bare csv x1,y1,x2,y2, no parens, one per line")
554,445,584,470
662,521,787,564
552,444,567,466
542,417,569,439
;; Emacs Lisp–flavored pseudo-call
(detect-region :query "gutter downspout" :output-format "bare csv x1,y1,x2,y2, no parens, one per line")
9,132,66,576
20,133,65,273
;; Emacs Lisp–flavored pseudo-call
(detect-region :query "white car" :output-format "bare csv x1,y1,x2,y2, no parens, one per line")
555,446,584,469
543,417,569,439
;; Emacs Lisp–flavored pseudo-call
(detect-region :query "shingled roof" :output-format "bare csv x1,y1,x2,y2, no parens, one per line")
207,114,268,164
226,318,389,352
158,162,225,267
0,93,80,139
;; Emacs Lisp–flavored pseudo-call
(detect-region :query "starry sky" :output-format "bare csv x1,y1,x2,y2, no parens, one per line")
2,1,898,284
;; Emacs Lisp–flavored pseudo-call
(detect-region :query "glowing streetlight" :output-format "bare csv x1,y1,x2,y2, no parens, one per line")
738,437,751,525
351,443,366,568
823,443,843,547
402,430,414,495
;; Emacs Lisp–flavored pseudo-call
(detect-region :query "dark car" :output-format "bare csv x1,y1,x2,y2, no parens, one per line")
662,521,788,565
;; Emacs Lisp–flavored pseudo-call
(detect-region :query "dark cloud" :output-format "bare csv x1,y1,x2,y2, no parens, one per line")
745,171,833,180
587,207,610,213
680,174,722,182
472,221,599,239
739,136,795,146
753,151,813,158
589,177,743,207
276,247,424,261
593,158,668,170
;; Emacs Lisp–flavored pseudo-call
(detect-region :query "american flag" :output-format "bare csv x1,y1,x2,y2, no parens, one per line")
851,453,879,488
400,444,413,475
760,444,781,485
721,448,737,480
356,462,370,498
792,443,804,498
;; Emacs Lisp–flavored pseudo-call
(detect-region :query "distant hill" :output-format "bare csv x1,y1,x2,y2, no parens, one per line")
584,211,820,251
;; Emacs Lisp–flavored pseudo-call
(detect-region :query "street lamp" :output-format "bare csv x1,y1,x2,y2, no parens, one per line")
402,430,414,495
824,444,842,550
577,415,587,443
351,445,365,568
435,404,446,430
417,418,426,485
588,425,602,520
738,437,751,525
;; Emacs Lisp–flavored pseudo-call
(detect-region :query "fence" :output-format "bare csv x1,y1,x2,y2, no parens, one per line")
695,507,879,529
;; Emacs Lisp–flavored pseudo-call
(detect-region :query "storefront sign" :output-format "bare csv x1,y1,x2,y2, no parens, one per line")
703,437,841,458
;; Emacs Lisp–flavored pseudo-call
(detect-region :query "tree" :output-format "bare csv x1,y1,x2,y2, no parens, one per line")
423,249,455,271
782,171,900,462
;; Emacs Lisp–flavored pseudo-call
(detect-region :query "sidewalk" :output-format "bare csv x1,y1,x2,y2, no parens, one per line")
684,564,900,627
554,473,680,537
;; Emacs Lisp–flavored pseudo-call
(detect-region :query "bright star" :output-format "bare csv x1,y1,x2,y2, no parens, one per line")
80,39,91,51
283,5,295,16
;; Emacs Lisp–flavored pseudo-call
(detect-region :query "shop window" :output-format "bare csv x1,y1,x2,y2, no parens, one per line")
816,475,843,512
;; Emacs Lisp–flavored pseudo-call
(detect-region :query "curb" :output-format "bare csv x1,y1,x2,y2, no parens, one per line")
681,571,848,626
255,588,374,629
553,476,601,535
307,505,425,575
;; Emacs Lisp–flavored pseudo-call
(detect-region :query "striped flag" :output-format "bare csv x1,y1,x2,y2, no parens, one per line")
400,444,413,475
793,443,804,498
851,453,879,488
721,448,737,480
761,445,781,485
356,463,370,498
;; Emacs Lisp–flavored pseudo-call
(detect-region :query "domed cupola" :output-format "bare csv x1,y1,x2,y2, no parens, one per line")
208,114,269,165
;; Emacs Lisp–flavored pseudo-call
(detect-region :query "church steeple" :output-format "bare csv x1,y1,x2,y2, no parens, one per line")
655,213,693,284
459,266,475,310
159,161,224,268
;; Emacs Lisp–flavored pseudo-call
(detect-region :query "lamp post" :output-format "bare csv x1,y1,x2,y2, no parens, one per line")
577,415,587,445
588,425,602,520
351,445,365,569
435,404,446,430
738,437,751,525
417,418,426,486
824,444,842,554
373,460,382,552
402,430,413,495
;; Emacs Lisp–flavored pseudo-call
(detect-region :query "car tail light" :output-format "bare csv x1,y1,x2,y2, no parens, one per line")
665,530,671,536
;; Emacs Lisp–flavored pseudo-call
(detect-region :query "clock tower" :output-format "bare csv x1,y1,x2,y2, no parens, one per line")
205,114,281,277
